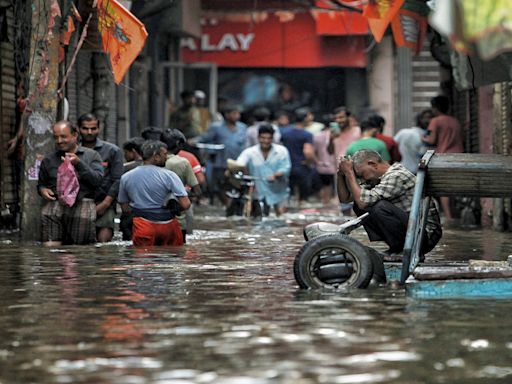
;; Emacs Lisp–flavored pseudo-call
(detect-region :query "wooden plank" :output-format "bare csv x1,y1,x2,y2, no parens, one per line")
424,153,512,197
406,277,512,298
413,263,512,280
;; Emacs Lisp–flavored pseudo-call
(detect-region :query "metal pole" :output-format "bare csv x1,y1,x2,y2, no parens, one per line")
400,150,434,284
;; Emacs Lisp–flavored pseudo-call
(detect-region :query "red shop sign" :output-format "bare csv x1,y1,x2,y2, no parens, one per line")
181,12,367,68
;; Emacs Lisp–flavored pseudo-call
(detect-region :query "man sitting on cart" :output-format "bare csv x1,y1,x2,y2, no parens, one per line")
337,149,442,258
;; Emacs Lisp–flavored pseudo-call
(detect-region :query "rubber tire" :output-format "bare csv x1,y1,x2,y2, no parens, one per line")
366,247,387,284
293,234,374,289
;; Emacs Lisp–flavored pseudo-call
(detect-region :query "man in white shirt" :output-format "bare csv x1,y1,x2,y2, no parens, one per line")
394,109,433,174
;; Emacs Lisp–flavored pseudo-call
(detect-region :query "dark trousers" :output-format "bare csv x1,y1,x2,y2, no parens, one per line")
354,200,409,253
289,165,312,201
119,211,134,241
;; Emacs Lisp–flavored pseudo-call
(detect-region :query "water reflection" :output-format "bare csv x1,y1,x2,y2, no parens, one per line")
1,203,512,383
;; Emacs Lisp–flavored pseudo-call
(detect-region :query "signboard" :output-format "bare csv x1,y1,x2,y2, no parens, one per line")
181,12,367,68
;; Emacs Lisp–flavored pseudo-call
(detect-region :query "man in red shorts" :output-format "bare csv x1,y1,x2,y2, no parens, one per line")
118,140,191,246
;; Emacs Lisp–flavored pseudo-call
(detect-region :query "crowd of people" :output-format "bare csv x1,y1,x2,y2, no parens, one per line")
36,92,464,256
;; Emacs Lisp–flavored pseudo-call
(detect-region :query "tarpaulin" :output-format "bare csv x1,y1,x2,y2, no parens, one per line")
430,0,512,60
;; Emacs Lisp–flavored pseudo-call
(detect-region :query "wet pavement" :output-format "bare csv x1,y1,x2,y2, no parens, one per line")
1,202,512,383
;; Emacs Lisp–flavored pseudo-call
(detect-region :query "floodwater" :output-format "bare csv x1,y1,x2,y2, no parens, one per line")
1,203,512,384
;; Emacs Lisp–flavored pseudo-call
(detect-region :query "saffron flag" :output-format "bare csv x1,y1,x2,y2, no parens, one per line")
363,0,405,43
390,0,429,55
391,9,427,54
97,0,148,84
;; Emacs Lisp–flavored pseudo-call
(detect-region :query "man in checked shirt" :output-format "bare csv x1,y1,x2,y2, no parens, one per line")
337,149,442,258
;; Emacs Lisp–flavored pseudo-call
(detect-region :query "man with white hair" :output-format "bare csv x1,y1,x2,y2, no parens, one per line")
337,149,442,257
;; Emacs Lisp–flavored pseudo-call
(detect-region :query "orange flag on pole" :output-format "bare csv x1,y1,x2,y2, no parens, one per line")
97,0,148,84
363,0,405,43
391,8,428,55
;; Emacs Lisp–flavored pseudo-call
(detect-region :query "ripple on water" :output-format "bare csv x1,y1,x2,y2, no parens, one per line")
3,203,512,384
341,351,421,364
474,365,512,379
332,370,401,383
50,357,163,372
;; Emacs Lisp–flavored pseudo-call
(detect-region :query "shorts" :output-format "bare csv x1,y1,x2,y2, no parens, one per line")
96,205,116,229
41,199,96,244
132,216,184,246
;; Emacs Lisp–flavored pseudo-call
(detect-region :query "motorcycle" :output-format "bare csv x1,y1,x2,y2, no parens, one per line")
224,160,262,219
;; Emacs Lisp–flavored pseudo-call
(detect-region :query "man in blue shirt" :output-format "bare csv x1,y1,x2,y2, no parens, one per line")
193,104,247,205
280,107,316,205
118,140,190,246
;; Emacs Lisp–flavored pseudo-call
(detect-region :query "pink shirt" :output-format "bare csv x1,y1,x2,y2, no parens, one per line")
313,130,336,175
333,126,361,158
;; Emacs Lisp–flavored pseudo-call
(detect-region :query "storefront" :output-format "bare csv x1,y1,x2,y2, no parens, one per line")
180,9,370,120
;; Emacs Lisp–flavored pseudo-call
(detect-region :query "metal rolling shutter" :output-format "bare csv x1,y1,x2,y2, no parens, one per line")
411,43,442,118
452,88,479,154
0,1,18,220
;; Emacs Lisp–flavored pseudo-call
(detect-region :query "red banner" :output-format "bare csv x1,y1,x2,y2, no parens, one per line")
181,12,367,68
312,1,368,36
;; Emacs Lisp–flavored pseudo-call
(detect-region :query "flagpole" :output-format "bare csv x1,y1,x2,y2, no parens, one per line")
57,0,99,97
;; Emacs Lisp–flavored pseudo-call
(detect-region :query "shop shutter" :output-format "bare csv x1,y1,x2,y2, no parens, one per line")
411,42,442,118
467,89,479,153
452,88,479,154
0,1,18,214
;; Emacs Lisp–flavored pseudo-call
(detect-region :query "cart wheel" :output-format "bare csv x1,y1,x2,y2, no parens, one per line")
293,234,374,289
366,247,387,284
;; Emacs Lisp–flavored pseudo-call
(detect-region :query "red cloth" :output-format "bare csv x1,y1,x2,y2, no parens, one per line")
132,217,183,246
427,115,464,153
376,133,401,163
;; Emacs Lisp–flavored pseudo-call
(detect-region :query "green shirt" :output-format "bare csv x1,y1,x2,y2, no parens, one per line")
346,137,391,161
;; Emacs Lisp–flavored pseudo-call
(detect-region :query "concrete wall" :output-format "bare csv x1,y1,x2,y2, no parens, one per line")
367,36,394,134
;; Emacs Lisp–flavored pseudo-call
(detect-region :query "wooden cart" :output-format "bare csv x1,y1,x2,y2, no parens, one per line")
294,150,512,298
401,150,512,298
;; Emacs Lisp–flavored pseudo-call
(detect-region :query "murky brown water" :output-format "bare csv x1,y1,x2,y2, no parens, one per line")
1,203,512,383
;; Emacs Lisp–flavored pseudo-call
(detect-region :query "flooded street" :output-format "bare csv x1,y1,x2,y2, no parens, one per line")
1,203,512,383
